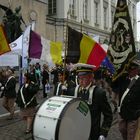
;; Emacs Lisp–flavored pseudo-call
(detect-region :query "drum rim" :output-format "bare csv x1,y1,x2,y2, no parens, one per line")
55,97,89,140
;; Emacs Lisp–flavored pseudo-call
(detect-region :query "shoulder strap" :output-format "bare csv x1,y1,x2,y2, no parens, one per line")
74,85,96,105
74,85,80,98
5,76,15,87
56,83,62,96
20,85,36,108
88,85,96,105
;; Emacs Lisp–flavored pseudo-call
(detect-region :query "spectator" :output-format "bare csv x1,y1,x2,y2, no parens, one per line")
42,64,49,98
2,68,17,120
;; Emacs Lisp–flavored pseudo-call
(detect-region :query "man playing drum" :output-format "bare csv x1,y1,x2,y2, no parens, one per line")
72,63,113,140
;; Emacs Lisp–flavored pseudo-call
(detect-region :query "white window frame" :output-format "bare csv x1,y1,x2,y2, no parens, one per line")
69,0,76,17
83,0,88,20
104,6,107,28
94,1,99,25
111,6,115,24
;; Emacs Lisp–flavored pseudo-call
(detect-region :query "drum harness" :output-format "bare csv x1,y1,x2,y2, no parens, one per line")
20,85,36,108
74,84,96,105
56,81,67,96
4,76,15,88
1,76,15,97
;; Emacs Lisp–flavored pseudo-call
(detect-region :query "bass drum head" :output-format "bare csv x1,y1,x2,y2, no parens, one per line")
33,96,91,140
56,99,91,140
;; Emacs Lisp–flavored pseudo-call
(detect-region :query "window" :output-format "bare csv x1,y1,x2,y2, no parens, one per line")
83,0,88,20
94,1,99,24
69,0,76,16
111,7,115,24
133,5,135,19
104,7,107,28
48,0,56,15
111,10,114,23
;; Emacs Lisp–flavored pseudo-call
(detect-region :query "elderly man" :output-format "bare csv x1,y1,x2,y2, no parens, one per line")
119,59,140,140
73,63,113,140
2,69,17,120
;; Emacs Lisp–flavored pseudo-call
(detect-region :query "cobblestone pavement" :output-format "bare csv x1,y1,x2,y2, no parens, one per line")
0,89,123,140
0,111,123,140
107,114,123,140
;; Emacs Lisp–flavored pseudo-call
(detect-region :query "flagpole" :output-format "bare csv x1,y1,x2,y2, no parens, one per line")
63,11,69,69
61,10,70,94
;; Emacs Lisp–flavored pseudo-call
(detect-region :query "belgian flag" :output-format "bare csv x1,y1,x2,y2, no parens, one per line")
108,0,136,81
66,26,106,69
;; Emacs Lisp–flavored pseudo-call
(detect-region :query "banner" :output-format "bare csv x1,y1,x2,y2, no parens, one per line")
22,25,31,69
29,30,63,67
0,25,11,55
9,35,23,55
107,0,136,81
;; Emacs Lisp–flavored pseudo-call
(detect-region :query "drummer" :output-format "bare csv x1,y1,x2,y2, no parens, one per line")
73,63,113,140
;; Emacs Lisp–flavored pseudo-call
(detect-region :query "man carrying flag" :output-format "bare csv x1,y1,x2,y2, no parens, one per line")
0,25,11,55
108,0,140,140
108,0,136,81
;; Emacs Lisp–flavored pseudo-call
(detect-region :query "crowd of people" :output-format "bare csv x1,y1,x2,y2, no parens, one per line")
0,59,140,140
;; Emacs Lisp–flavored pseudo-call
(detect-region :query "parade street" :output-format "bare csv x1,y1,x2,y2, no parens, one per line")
0,110,123,140
0,89,123,140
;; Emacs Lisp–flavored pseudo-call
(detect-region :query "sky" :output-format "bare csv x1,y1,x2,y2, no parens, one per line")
137,2,140,41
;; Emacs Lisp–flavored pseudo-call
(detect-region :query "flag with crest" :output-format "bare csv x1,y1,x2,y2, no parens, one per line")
107,0,136,81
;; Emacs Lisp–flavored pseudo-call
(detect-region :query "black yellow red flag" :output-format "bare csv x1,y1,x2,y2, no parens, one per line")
66,26,106,69
108,0,136,81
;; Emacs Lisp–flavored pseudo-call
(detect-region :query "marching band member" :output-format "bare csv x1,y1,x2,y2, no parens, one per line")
53,68,75,96
118,59,140,140
16,73,39,134
73,63,113,140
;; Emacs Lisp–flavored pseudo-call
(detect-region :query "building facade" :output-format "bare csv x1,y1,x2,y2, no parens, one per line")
0,0,139,47
46,0,139,43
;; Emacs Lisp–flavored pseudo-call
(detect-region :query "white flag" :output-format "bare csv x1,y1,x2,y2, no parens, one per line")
8,35,23,55
22,25,31,69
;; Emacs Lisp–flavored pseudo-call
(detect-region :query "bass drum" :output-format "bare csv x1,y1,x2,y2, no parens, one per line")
33,96,91,140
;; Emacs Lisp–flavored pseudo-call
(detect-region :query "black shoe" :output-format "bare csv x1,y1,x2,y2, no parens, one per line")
25,129,32,134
